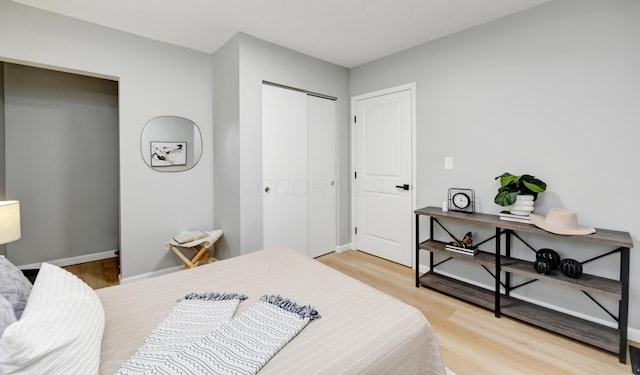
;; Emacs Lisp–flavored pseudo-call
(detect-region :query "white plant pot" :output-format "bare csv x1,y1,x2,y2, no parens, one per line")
510,194,535,216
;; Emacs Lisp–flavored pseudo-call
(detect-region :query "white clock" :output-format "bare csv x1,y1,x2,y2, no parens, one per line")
453,192,470,209
448,188,475,213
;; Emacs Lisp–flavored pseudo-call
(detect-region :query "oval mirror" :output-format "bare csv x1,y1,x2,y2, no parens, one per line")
141,116,202,172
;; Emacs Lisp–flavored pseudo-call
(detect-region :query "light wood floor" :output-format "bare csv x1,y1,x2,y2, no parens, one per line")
63,257,120,289
316,250,635,375
66,251,636,374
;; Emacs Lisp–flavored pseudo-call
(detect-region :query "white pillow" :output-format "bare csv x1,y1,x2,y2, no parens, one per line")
0,295,17,337
0,255,32,319
0,263,105,375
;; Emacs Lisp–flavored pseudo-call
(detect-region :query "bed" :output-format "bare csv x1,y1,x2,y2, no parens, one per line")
98,247,445,374
0,247,445,374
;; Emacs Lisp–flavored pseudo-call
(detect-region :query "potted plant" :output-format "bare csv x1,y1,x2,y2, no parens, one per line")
494,172,547,207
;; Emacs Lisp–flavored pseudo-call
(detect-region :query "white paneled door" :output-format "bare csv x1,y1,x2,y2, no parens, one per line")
354,88,412,266
262,84,336,258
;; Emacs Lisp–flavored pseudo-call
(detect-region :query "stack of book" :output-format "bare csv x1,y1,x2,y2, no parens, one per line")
445,244,478,256
499,211,531,224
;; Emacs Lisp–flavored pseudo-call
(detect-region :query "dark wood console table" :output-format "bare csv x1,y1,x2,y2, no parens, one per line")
414,206,633,363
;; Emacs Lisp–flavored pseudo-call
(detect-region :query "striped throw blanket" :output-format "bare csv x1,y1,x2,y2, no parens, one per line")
117,293,320,375
116,292,248,375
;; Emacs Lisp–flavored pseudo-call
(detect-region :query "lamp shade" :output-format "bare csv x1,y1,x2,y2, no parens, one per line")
0,201,21,245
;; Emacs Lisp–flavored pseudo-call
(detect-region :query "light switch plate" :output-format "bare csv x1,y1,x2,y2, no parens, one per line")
444,157,453,170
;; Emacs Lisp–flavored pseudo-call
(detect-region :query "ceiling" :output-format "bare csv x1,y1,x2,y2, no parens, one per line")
12,0,550,68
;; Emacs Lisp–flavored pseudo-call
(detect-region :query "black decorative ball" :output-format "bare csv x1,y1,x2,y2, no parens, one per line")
536,248,561,269
560,258,583,278
533,259,552,275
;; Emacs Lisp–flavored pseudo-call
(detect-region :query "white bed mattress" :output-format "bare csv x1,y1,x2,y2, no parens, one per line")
97,247,446,374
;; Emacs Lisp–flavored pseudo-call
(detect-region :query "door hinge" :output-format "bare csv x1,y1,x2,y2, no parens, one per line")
354,115,357,123
355,227,358,235
354,171,357,179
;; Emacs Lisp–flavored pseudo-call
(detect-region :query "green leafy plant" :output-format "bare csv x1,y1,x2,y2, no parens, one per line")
494,173,547,206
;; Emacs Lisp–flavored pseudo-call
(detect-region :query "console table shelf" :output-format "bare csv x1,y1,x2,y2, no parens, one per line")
419,272,495,310
500,257,621,298
414,206,632,247
414,206,632,363
500,296,619,353
419,239,495,267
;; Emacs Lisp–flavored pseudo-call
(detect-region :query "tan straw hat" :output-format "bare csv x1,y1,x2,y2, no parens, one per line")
529,208,595,235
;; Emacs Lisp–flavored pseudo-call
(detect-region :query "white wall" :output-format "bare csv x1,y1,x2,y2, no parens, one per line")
212,36,240,260
0,1,214,278
351,0,640,336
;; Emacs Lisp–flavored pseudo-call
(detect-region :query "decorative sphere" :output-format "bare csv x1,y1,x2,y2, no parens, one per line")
536,248,561,269
560,258,583,278
533,259,552,275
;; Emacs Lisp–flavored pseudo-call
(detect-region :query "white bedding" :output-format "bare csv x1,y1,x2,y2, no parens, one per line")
97,247,446,374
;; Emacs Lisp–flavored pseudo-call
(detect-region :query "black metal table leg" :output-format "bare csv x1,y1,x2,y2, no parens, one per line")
495,227,501,318
620,246,630,363
415,213,420,287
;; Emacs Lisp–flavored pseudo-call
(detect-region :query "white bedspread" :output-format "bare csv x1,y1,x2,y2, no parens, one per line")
97,247,446,375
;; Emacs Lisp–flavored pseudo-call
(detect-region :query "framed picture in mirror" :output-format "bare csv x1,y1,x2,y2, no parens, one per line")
150,141,187,167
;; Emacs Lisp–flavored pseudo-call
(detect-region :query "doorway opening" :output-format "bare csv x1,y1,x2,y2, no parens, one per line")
1,61,120,272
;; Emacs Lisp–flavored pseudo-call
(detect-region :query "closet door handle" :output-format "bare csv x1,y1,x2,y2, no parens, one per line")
264,186,271,193
395,184,410,191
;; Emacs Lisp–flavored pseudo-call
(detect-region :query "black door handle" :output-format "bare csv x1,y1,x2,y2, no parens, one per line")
395,184,410,191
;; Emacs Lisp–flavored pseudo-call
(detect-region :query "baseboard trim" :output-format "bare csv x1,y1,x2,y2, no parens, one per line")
17,249,118,270
120,264,185,284
121,256,222,283
335,243,351,253
629,328,640,344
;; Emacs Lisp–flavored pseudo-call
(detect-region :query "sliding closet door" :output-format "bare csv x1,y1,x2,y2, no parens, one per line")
306,95,336,258
262,84,336,257
262,85,308,252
